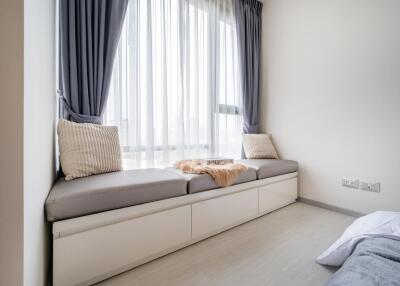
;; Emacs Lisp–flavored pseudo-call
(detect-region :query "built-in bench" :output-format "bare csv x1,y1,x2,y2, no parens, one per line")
46,168,188,222
46,159,298,286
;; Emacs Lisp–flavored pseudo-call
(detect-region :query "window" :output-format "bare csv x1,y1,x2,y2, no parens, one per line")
105,0,242,169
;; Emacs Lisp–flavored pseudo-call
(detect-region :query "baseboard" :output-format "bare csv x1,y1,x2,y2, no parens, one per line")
297,197,364,218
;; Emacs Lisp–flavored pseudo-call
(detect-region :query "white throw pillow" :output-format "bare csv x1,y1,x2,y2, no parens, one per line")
58,119,122,181
316,211,400,266
242,134,279,159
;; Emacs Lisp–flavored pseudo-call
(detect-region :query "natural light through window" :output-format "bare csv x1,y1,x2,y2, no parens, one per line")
105,0,242,169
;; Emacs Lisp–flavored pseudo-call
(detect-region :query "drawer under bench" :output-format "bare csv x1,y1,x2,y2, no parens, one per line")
53,173,297,286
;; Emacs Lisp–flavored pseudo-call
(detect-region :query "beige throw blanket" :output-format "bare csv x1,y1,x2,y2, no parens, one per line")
175,159,247,187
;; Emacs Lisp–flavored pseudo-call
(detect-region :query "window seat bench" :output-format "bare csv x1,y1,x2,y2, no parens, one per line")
46,159,298,286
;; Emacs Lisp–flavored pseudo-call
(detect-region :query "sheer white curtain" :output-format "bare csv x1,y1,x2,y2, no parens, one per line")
105,0,243,169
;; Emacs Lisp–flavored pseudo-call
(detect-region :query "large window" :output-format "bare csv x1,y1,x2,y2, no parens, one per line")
105,0,242,169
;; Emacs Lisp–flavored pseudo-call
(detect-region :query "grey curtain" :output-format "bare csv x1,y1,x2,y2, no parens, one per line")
59,0,129,124
235,0,263,134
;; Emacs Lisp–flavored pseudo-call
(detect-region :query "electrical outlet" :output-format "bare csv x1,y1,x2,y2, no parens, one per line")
359,181,380,193
342,178,359,189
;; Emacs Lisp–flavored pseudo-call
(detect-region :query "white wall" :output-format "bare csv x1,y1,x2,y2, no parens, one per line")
24,0,56,285
261,0,400,213
0,0,24,285
1,0,56,284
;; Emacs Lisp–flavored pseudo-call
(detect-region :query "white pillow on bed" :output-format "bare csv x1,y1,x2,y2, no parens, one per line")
316,211,400,267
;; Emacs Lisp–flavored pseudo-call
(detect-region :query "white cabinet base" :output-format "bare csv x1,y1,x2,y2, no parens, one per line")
53,172,297,286
259,177,298,214
192,188,258,239
54,206,191,286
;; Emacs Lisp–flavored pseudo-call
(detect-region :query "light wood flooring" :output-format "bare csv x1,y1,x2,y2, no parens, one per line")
96,202,354,286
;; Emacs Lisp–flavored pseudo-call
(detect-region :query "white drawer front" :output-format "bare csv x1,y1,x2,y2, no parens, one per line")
54,205,191,286
192,189,258,238
259,177,297,214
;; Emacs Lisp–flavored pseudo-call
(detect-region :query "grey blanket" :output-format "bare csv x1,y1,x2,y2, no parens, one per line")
326,237,400,286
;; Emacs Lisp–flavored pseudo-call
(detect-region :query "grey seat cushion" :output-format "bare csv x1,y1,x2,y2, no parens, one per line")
238,159,298,179
45,169,187,222
167,167,257,194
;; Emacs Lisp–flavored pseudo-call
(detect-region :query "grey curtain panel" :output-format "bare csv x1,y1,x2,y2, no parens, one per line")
235,0,263,134
59,0,129,124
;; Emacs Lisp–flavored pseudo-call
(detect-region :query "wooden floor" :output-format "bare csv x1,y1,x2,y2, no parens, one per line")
95,202,354,286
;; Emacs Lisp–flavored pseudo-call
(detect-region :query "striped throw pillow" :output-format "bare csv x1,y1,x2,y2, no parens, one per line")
57,119,122,181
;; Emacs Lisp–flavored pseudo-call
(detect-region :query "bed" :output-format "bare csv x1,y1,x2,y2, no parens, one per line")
317,211,400,286
326,236,400,286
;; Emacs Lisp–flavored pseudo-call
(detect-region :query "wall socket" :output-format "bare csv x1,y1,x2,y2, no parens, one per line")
359,181,380,193
342,177,380,193
342,178,359,189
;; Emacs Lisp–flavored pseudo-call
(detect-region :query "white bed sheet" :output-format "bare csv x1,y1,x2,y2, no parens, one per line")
317,211,400,266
